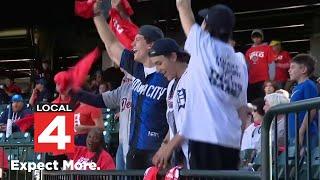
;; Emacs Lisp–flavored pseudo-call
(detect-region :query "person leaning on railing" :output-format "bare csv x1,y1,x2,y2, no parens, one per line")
263,92,290,152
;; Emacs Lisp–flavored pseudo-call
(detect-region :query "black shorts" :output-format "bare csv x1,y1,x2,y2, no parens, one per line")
189,140,240,170
126,148,156,169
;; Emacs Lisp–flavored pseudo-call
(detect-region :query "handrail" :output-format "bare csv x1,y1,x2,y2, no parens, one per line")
261,97,320,180
42,170,261,179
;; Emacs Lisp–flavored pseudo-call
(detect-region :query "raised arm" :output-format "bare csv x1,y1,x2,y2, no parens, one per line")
28,89,38,106
93,0,124,65
72,89,107,108
176,0,196,36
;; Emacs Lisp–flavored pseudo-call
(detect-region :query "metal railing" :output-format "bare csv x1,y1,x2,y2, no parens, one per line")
42,170,261,180
262,97,320,180
0,143,44,180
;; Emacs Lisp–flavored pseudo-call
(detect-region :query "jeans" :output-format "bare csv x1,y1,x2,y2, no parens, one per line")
116,143,126,170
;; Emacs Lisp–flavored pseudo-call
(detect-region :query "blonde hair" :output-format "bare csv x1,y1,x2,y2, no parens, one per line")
264,93,289,107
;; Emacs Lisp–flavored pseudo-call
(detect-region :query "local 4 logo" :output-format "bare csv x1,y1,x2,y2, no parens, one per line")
34,104,74,154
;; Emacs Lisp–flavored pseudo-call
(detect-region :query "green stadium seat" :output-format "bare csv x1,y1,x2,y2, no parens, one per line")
102,108,111,114
6,148,19,161
240,149,256,168
22,148,42,163
0,132,5,143
0,104,8,111
7,132,31,144
311,147,320,179
103,130,111,146
252,152,262,171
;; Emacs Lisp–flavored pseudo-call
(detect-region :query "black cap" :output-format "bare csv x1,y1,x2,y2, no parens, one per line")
198,4,235,36
138,25,164,42
148,38,188,57
35,78,46,85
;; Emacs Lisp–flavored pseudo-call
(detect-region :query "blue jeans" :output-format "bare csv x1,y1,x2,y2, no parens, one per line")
116,143,126,170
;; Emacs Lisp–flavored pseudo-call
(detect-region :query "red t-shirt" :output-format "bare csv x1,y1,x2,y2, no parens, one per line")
245,44,273,84
68,146,115,170
0,148,8,170
7,84,21,94
272,51,291,83
74,104,102,135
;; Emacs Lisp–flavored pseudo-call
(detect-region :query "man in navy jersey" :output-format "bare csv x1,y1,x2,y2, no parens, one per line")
92,0,168,169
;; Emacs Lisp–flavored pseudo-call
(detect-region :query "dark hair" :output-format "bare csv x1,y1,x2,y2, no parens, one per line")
144,36,153,44
163,53,190,64
263,80,279,91
251,33,262,38
251,98,265,116
292,54,316,76
207,26,231,43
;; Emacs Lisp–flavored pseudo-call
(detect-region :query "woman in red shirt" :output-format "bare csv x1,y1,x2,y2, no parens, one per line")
68,128,115,170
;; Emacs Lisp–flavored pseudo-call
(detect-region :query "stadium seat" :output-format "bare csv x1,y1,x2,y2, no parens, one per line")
102,108,111,114
277,146,295,179
0,132,5,143
6,132,31,144
252,152,262,171
6,148,19,161
103,130,111,146
311,147,320,179
240,149,256,168
22,148,42,163
0,104,8,111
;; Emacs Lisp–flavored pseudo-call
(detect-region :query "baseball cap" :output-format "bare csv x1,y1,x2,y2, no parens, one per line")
35,78,46,85
198,4,235,36
251,29,264,39
11,94,23,102
95,70,102,76
138,25,164,42
148,38,188,57
270,40,281,46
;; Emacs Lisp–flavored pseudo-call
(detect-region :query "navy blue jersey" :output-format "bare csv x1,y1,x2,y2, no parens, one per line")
120,49,168,150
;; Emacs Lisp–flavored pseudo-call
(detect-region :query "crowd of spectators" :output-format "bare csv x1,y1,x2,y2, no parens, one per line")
0,0,319,175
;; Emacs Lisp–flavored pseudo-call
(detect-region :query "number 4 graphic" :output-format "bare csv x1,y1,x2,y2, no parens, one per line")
38,116,71,150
